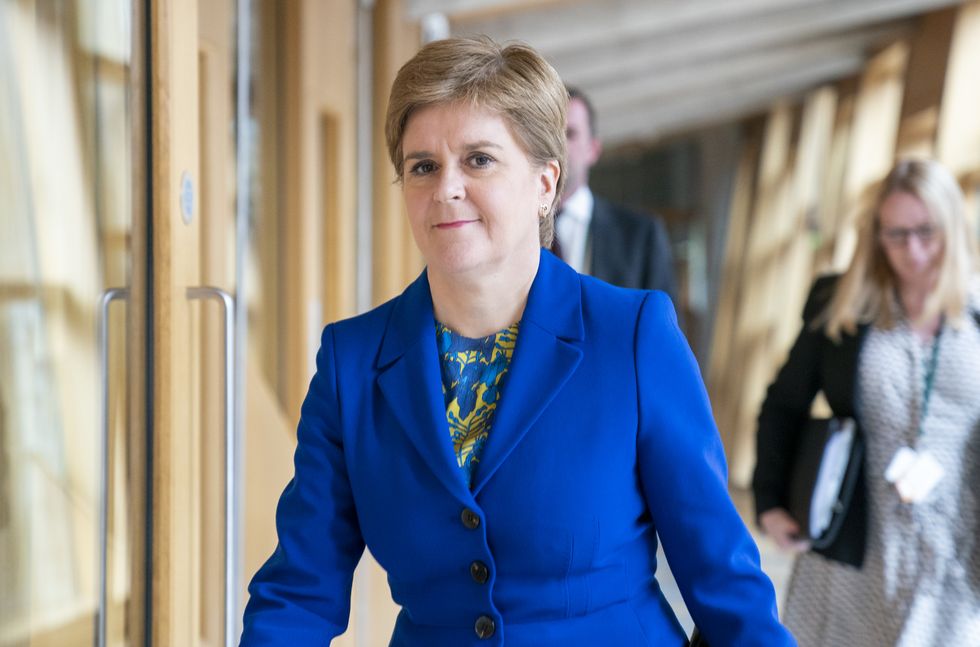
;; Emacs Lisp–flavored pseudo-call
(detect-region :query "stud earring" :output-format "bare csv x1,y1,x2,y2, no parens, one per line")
539,203,550,217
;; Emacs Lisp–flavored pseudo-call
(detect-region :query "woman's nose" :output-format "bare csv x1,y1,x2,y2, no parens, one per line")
904,234,934,263
434,166,465,203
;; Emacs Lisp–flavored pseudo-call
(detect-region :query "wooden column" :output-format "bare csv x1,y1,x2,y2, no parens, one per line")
832,41,908,271
197,1,236,643
812,78,858,274
727,101,799,487
280,0,359,418
773,86,838,354
895,9,956,159
373,0,423,306
149,0,201,643
936,0,980,219
707,119,762,458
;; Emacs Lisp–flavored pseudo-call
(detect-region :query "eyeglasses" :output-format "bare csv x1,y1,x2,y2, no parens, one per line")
879,224,939,247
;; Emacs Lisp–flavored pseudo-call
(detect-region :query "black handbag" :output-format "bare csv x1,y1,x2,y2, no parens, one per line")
787,416,864,549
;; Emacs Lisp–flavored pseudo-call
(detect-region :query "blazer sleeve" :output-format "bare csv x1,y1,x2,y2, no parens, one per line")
751,276,836,518
240,324,366,645
635,291,795,647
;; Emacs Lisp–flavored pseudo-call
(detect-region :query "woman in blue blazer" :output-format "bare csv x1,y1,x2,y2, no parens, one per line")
240,36,794,647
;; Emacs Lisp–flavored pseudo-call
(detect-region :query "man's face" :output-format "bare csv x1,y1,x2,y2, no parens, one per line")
563,96,602,200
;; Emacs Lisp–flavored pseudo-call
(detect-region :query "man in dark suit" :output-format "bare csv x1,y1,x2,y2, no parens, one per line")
556,87,676,298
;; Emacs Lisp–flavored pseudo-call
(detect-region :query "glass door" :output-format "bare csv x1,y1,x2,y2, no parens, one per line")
0,1,148,646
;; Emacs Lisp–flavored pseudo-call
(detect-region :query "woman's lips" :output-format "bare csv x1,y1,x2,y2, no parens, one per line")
435,220,476,229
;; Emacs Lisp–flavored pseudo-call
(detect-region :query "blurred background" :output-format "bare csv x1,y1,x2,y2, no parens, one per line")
1,0,979,645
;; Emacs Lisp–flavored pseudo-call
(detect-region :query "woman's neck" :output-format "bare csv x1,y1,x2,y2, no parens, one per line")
898,278,940,339
428,253,539,338
900,286,929,320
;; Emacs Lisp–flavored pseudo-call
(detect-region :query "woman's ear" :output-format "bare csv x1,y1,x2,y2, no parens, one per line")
538,159,561,204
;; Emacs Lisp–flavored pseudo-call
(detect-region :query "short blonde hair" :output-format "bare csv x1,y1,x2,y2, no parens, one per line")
384,36,567,246
823,158,978,340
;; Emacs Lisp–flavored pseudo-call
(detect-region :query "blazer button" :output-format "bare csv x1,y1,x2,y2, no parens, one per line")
461,507,480,530
474,615,495,639
470,560,489,584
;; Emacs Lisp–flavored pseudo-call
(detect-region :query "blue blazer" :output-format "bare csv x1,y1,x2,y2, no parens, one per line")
241,250,794,646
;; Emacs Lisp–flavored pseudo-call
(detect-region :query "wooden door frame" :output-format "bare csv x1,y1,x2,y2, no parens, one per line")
149,0,202,644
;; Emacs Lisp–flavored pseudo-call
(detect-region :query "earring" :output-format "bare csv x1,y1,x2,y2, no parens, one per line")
539,203,550,217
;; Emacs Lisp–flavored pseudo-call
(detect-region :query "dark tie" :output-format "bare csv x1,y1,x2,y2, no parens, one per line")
550,207,564,259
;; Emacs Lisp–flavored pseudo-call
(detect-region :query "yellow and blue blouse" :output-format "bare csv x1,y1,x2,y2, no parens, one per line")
436,321,519,487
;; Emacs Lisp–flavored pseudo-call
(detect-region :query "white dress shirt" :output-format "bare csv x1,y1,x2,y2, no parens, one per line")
555,185,594,274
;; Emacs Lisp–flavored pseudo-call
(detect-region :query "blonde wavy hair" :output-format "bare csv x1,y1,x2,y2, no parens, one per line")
822,158,978,341
384,36,567,247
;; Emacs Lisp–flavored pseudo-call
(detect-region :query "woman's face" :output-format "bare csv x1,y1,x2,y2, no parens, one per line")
400,101,559,280
877,190,944,289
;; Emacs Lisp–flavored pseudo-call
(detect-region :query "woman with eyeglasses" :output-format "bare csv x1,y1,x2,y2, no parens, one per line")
753,158,980,645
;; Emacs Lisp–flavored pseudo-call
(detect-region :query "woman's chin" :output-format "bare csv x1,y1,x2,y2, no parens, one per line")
424,245,489,278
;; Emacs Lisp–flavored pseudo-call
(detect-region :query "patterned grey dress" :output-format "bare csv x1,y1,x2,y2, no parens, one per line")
784,293,980,646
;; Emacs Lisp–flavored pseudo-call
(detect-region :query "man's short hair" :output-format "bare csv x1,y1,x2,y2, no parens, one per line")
566,85,597,138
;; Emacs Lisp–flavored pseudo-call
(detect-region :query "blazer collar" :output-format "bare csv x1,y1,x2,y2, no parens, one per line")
520,248,585,341
378,269,436,368
378,250,584,364
470,251,584,493
375,250,585,498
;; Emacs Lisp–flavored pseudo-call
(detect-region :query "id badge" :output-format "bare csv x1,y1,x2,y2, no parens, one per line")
885,447,945,503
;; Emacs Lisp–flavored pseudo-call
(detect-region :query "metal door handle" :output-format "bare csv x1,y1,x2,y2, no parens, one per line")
187,286,239,647
98,288,129,647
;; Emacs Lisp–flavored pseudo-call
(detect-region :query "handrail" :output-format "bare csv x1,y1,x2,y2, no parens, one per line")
187,286,238,647
97,288,129,647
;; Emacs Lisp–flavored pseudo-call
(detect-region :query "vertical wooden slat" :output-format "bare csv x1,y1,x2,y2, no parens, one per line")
832,41,908,271
706,119,762,457
773,86,837,354
727,101,798,486
936,0,980,222
812,78,857,275
279,1,316,417
150,0,201,644
895,9,956,159
196,0,237,642
281,0,360,418
313,0,359,327
730,88,839,483
373,0,423,307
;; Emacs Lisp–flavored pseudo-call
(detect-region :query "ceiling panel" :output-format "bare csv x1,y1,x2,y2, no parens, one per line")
438,0,966,146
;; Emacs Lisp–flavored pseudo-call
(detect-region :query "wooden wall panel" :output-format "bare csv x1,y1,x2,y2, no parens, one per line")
774,86,837,354
150,0,201,643
832,41,908,271
373,0,423,306
706,121,762,458
196,1,236,643
280,0,359,418
811,79,857,275
727,101,799,487
896,9,956,159
936,0,980,220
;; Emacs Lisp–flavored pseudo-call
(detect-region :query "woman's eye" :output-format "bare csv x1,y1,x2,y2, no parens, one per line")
470,154,494,168
409,161,436,175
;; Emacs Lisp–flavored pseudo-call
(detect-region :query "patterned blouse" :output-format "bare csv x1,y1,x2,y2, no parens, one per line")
436,321,519,487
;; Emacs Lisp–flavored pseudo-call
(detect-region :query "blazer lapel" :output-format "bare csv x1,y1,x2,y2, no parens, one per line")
377,271,468,498
470,250,585,495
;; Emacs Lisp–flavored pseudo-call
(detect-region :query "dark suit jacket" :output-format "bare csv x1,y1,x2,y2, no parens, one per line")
241,250,793,646
752,275,869,567
590,195,676,299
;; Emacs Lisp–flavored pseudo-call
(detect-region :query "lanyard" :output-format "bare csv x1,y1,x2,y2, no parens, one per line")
915,321,943,439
